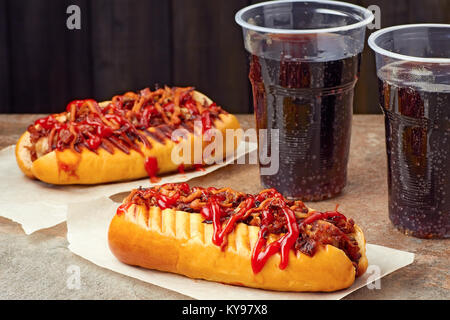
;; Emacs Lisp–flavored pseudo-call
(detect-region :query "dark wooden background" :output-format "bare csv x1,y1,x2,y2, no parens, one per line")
0,0,449,114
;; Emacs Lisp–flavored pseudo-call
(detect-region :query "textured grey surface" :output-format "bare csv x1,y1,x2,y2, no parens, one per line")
0,221,191,300
0,114,449,300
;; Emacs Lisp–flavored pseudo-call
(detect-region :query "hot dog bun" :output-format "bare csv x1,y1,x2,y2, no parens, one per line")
15,89,241,185
16,131,35,179
108,186,368,292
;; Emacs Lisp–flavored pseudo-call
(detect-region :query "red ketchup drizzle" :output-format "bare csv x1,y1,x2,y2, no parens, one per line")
35,115,60,130
177,182,191,194
199,188,301,274
200,197,225,246
177,164,185,174
144,157,160,183
299,210,351,243
156,192,180,210
301,211,346,226
217,198,255,247
58,162,72,173
194,164,205,172
152,183,190,210
201,197,255,248
66,99,86,113
251,204,299,274
116,203,132,216
255,188,284,202
30,88,227,182
201,110,212,134
86,134,102,150
34,99,148,156
124,184,350,274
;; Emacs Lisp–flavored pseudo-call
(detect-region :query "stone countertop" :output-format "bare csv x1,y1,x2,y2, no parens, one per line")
0,114,448,300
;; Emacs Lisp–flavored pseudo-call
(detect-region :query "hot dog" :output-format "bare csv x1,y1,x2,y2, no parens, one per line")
15,87,241,185
108,183,368,292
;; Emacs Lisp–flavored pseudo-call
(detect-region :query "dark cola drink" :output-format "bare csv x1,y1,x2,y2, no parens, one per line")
249,35,361,201
378,61,450,238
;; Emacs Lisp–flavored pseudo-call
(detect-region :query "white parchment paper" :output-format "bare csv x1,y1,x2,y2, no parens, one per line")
67,197,415,300
0,141,257,234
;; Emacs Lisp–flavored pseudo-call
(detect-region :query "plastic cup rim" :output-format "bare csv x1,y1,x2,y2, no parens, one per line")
235,0,374,34
368,23,450,64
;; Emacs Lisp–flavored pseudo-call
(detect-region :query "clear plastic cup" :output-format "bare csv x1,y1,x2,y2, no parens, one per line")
235,0,374,200
368,24,450,238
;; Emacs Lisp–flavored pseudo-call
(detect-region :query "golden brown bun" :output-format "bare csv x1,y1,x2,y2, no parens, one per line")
108,204,368,292
15,131,35,179
15,91,241,185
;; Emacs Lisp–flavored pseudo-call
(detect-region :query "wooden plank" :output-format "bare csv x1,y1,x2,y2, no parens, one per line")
6,0,91,113
2,0,449,114
89,0,171,101
0,0,11,113
172,0,251,114
62,0,93,103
